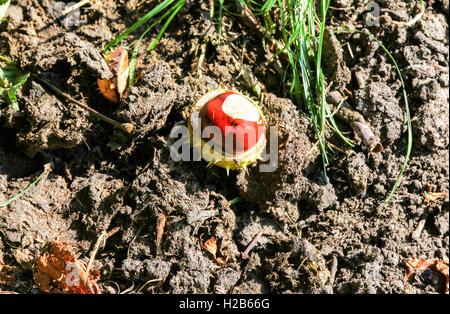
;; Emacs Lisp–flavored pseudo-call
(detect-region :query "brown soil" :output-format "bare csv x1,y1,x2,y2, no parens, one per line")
0,0,448,294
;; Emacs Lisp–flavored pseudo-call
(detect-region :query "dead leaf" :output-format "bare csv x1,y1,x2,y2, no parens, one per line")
32,241,102,294
214,257,229,266
404,257,449,294
424,192,448,203
201,235,218,258
200,235,228,267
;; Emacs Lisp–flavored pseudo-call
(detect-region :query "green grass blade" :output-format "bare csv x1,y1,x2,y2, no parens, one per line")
336,29,412,203
324,104,355,147
128,0,184,86
0,169,46,208
147,0,186,51
217,0,224,45
239,0,353,184
0,61,29,111
0,0,10,21
283,208,302,238
237,0,260,12
104,0,175,52
261,0,277,12
228,196,241,207
128,27,150,87
0,229,18,248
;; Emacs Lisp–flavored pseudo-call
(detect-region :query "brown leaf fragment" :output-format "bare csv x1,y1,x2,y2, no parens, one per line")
200,235,228,267
404,257,449,294
201,235,218,258
424,192,448,203
32,241,102,294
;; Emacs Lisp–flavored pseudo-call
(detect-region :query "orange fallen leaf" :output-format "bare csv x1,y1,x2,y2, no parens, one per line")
200,235,228,267
201,235,218,257
436,259,449,294
404,257,449,294
214,257,228,266
424,192,448,203
32,241,102,294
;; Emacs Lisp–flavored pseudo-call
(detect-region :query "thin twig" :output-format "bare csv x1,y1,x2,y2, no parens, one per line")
326,91,382,153
328,141,348,154
197,41,207,78
242,231,272,260
156,213,167,255
31,74,133,133
136,278,163,293
328,6,353,11
120,281,135,294
103,280,121,294
62,0,90,15
384,2,424,27
333,250,357,269
328,254,338,287
127,224,143,258
412,212,428,240
86,227,120,275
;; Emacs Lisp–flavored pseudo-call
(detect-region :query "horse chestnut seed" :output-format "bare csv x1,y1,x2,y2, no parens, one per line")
188,89,266,171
